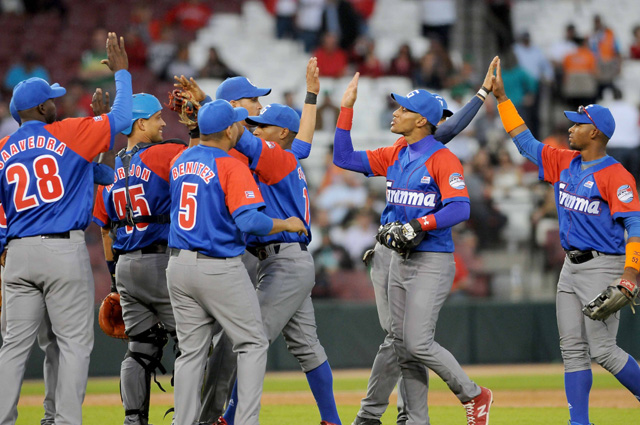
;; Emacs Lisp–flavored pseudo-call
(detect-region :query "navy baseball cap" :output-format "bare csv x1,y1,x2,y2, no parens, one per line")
198,99,249,135
11,77,66,112
432,94,453,118
245,103,300,133
391,89,443,125
216,76,271,101
564,104,616,139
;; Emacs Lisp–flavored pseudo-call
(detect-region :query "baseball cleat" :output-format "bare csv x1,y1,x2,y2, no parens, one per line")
213,417,228,425
463,386,493,425
351,417,382,425
320,422,340,425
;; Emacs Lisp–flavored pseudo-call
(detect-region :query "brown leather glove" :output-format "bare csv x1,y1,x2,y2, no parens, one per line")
98,292,127,339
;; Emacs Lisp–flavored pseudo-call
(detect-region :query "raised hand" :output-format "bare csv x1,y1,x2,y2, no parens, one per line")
491,58,507,102
341,72,360,108
101,32,128,72
91,88,111,116
481,56,499,93
306,57,320,95
174,75,206,103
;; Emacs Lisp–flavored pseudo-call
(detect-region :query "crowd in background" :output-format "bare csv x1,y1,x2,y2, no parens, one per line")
1,0,640,301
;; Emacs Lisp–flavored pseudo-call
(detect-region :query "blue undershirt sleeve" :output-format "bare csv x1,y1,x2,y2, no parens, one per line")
333,128,373,175
291,139,311,159
512,129,544,166
92,163,114,185
434,96,483,145
107,70,133,134
235,208,274,236
623,216,640,238
432,201,470,229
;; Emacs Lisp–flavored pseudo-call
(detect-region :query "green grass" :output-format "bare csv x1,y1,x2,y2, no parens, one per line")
14,369,640,424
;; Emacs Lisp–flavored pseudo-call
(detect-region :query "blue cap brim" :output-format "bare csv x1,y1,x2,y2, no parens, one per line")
564,111,591,125
50,83,66,99
245,116,268,127
391,93,418,114
443,109,453,118
233,107,249,123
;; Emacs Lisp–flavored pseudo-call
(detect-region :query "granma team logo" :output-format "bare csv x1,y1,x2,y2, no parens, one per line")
449,173,466,190
617,185,634,203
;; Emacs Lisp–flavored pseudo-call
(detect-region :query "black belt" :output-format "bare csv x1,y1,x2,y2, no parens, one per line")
565,249,605,264
116,243,167,255
170,248,227,260
247,242,307,261
11,231,71,241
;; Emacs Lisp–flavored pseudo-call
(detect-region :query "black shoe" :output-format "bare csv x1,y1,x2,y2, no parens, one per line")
352,416,382,425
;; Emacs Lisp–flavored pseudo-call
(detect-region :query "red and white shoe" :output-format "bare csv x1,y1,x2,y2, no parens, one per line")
463,387,493,425
213,417,228,425
320,422,340,425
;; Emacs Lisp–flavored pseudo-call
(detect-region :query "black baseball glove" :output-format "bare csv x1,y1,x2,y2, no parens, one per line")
582,278,639,321
377,219,425,255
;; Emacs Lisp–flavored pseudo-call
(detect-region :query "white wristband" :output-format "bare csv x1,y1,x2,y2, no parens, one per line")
477,88,489,100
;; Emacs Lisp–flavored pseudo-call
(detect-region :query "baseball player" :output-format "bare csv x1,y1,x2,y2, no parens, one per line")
336,58,498,425
0,32,131,425
219,58,341,425
333,74,493,425
491,58,640,425
167,99,307,425
93,92,188,425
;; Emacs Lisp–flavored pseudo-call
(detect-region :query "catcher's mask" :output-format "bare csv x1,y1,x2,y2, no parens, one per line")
122,93,163,136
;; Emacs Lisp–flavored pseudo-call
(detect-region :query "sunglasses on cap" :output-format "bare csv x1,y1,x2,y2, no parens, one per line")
578,105,597,128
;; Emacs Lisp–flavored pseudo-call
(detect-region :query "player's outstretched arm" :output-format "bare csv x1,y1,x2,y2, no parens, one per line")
101,32,128,73
100,32,132,136
174,75,209,104
492,58,528,138
297,57,320,144
341,72,359,109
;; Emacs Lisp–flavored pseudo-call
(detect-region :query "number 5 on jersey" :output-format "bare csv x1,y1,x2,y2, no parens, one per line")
179,183,198,230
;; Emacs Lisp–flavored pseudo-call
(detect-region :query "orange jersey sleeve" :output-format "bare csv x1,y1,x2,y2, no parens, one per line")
217,156,265,215
426,149,470,202
92,185,109,227
140,143,188,182
366,144,404,177
253,140,298,185
45,114,112,161
540,144,579,184
594,164,640,217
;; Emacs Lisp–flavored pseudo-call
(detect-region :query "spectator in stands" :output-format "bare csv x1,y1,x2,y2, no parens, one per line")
601,87,640,178
164,0,212,32
485,0,513,52
589,14,621,97
166,43,197,81
123,28,148,70
413,39,454,90
513,31,553,136
474,95,505,149
561,37,598,109
541,123,570,150
387,43,417,78
297,0,326,53
57,79,93,119
330,208,378,265
499,50,536,116
79,28,113,90
0,100,18,138
3,51,50,91
314,32,349,77
147,26,179,79
22,0,66,17
353,37,383,78
283,90,302,116
199,47,237,80
419,0,456,49
548,24,579,101
630,25,640,59
450,229,489,299
316,90,341,130
312,230,354,298
321,0,361,51
131,3,162,43
379,92,397,129
347,0,375,34
273,0,298,39
316,158,368,224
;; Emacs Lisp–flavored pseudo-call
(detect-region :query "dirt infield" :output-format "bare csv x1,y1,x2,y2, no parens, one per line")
17,364,639,408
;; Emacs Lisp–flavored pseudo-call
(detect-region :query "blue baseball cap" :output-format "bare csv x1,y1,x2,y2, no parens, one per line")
245,103,300,133
198,99,249,135
432,94,453,118
122,93,163,136
391,89,443,125
564,104,616,139
216,76,271,101
11,77,66,112
9,96,20,125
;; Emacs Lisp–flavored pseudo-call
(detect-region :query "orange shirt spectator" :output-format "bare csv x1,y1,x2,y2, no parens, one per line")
562,45,597,74
314,33,349,78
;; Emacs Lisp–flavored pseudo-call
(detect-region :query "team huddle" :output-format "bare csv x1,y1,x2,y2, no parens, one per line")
1,30,640,425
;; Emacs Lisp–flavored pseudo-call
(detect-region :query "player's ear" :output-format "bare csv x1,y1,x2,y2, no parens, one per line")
415,116,427,128
280,127,289,140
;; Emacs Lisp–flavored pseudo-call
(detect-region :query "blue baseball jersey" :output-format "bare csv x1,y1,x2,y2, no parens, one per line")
0,116,113,239
538,144,640,253
366,135,470,252
168,144,266,258
234,131,311,247
93,142,187,252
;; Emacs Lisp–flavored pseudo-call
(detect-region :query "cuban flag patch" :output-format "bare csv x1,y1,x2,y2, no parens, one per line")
245,191,255,199
266,141,276,149
421,176,431,184
584,181,594,188
93,116,103,121
617,185,634,203
448,173,466,190
559,183,566,189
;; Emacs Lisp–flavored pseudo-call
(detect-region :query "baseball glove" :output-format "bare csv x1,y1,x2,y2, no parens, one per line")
167,89,201,126
377,220,425,255
98,292,127,339
582,278,639,321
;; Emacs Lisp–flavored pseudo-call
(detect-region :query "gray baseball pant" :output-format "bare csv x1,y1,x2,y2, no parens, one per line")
389,251,479,425
167,250,268,425
0,231,94,425
557,255,630,374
